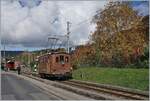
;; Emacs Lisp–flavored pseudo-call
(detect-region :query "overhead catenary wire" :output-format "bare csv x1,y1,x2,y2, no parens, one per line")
50,7,102,34
49,7,102,38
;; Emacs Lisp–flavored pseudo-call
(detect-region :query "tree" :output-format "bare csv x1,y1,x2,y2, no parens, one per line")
71,43,96,67
91,1,148,67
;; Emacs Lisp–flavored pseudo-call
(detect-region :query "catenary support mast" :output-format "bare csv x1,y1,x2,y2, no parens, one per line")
67,21,71,53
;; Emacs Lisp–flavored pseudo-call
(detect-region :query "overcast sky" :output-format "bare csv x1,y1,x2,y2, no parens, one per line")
1,0,149,51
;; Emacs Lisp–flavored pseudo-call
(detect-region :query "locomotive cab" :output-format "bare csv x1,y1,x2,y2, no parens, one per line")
38,52,72,79
6,60,15,70
52,53,72,77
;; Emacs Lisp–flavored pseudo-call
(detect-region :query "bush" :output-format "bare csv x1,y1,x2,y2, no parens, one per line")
134,46,149,68
112,52,124,68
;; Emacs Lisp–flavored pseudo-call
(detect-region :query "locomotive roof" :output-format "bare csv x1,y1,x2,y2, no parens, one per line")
38,52,69,58
51,52,69,54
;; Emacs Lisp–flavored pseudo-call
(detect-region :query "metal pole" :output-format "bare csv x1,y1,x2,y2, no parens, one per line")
67,21,71,53
3,40,6,71
27,50,30,67
27,50,31,72
4,43,5,61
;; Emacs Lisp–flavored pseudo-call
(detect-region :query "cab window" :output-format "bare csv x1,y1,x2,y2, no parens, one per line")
60,55,64,64
65,57,69,62
56,57,59,63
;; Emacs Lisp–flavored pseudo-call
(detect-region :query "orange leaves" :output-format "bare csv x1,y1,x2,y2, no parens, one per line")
71,2,148,66
91,1,148,65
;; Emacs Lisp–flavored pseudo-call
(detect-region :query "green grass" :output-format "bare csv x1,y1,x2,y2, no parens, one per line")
72,67,149,91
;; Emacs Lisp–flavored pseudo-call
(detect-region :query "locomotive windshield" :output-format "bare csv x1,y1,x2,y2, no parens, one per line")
65,57,69,62
55,55,69,64
60,55,64,64
56,57,59,63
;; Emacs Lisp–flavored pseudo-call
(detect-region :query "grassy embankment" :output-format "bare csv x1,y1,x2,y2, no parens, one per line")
72,67,149,91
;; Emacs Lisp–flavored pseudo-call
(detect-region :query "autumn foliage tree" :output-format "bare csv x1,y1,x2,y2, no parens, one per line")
71,43,96,68
91,1,148,67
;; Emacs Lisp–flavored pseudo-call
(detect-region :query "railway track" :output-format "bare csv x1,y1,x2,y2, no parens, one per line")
60,80,149,100
23,72,149,100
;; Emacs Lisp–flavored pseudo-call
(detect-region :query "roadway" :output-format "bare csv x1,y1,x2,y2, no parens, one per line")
1,71,60,100
1,71,92,100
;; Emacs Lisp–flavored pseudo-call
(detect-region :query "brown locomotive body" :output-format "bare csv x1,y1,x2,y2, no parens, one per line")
37,52,72,78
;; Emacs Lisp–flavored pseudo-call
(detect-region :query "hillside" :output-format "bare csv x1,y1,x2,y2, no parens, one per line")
1,51,24,58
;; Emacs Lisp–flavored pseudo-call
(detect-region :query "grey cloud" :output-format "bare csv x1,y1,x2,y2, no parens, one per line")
1,0,107,49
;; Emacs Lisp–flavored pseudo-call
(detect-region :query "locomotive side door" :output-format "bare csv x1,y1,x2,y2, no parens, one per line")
47,55,52,74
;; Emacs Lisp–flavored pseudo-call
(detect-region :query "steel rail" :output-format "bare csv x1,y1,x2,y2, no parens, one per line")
70,80,149,97
22,72,149,100
60,80,149,100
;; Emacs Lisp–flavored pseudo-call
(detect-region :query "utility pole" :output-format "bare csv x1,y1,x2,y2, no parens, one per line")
3,40,6,69
28,50,30,67
27,49,32,72
67,21,71,53
26,49,29,68
4,43,5,61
